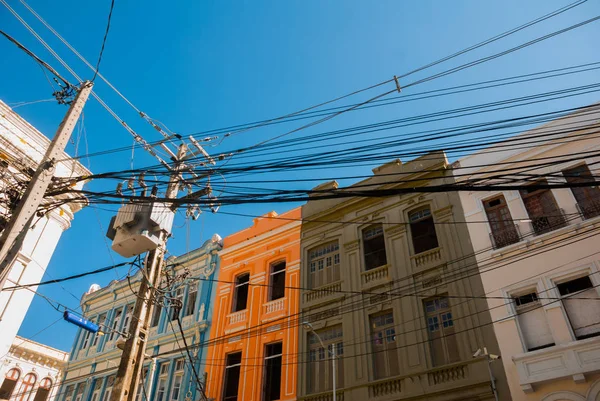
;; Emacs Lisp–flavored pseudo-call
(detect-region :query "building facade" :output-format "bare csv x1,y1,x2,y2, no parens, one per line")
297,153,510,401
0,100,90,360
205,209,301,401
457,105,600,400
56,235,222,401
0,336,68,401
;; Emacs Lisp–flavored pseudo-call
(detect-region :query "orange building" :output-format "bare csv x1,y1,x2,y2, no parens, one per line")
205,208,301,401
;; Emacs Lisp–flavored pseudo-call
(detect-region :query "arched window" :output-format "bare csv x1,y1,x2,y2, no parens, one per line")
0,368,20,399
32,378,52,401
409,208,439,254
16,372,36,401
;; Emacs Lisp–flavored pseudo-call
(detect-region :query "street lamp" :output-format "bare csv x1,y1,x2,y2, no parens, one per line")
303,322,337,401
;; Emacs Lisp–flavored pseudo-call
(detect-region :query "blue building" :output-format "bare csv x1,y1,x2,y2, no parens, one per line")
57,234,222,401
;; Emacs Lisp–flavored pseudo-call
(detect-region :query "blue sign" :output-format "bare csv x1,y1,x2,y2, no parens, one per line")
63,311,99,333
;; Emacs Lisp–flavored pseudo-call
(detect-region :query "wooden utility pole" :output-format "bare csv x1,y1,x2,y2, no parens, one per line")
110,145,188,401
0,82,93,291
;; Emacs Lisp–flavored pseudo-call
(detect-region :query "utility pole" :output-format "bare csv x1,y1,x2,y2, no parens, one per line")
0,81,93,291
110,145,189,401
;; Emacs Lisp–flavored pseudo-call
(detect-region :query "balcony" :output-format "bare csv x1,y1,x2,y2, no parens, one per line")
489,224,521,249
410,247,442,270
576,198,600,220
263,298,285,315
530,209,567,236
513,336,600,393
361,265,390,287
227,309,247,325
305,282,342,303
368,376,403,398
427,362,469,386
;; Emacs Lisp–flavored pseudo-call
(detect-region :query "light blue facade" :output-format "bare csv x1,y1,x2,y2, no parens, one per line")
57,235,222,401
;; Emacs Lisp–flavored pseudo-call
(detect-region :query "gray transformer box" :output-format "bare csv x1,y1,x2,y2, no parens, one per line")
108,202,175,258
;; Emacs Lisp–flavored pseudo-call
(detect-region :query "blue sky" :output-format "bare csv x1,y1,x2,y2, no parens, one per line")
1,0,599,351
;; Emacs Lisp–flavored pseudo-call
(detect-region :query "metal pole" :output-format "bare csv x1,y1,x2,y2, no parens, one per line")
110,145,187,401
331,344,336,401
487,356,499,401
0,82,93,291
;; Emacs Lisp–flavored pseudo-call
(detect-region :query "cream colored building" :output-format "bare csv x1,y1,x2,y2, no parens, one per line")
0,100,90,359
457,104,600,400
0,335,68,401
298,153,510,401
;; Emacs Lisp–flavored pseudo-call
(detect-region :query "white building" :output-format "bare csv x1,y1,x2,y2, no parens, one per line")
457,105,600,400
0,335,68,401
0,100,90,361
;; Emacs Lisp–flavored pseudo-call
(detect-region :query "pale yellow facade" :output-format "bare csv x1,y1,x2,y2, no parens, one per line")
457,105,600,401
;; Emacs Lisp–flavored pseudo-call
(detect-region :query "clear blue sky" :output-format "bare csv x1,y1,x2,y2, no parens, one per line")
1,0,599,351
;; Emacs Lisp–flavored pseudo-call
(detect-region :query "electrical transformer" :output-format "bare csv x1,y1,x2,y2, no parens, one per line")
107,202,175,258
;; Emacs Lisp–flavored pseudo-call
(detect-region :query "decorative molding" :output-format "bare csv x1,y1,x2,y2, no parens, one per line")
344,240,359,252
384,224,405,237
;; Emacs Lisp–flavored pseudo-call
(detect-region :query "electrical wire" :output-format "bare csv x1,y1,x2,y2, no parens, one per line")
91,0,115,82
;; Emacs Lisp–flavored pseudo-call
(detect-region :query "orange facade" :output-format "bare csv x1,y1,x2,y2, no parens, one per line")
206,209,301,401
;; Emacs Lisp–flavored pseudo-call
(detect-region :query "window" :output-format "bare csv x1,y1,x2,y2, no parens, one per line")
109,309,123,341
0,368,20,400
424,296,459,366
513,291,554,351
89,379,103,401
151,296,164,327
557,276,600,339
263,343,282,401
156,362,170,401
184,283,198,317
32,377,52,401
564,164,600,219
170,373,183,401
363,224,387,271
307,326,344,394
17,373,36,401
308,241,341,289
175,358,185,372
520,181,566,235
122,304,134,337
92,313,107,347
81,329,92,350
370,311,399,379
409,208,439,254
171,288,185,321
64,385,75,401
223,352,242,401
269,261,286,301
232,274,249,312
74,384,85,401
484,196,520,248
101,376,115,401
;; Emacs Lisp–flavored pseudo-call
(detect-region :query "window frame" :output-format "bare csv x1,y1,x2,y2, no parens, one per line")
232,273,250,313
268,260,286,302
307,241,341,289
184,283,198,317
263,342,283,401
362,224,388,271
408,207,439,255
222,352,242,401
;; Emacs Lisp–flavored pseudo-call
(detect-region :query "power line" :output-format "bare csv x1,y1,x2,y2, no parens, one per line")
91,0,115,82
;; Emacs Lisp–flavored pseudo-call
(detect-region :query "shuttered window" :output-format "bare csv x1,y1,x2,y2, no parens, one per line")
513,292,554,351
558,276,600,339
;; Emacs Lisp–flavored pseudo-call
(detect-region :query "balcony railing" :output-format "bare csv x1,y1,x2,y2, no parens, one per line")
531,209,567,236
361,265,389,285
576,198,600,220
264,298,285,314
489,223,521,249
411,247,442,269
228,309,247,325
368,376,403,398
427,363,468,386
305,282,342,303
